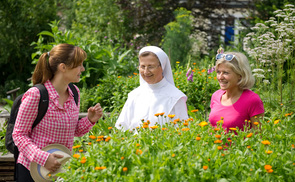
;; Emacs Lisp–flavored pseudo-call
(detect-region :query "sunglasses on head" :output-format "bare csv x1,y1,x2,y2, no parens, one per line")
216,53,235,61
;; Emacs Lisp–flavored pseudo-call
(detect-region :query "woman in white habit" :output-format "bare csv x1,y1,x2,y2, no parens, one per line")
115,46,188,131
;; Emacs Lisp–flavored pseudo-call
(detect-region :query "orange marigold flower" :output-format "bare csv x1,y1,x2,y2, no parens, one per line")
261,140,271,145
73,154,80,159
208,159,210,162
150,126,159,129
133,72,138,75
136,149,143,155
292,144,295,148
221,154,225,157
214,128,220,131
97,135,104,139
136,143,140,147
265,150,273,154
196,137,201,141
123,167,128,172
72,145,81,149
108,127,113,130
201,69,206,72
247,133,253,138
142,125,149,129
80,157,86,164
89,135,96,140
267,169,273,173
95,166,106,170
105,136,111,142
253,122,259,125
174,118,180,122
181,128,190,131
88,142,92,145
168,114,175,118
162,128,168,131
198,121,208,127
215,135,221,139
96,139,102,142
203,166,208,170
172,154,176,157
178,132,182,135
264,165,272,170
159,112,165,116
227,139,232,142
121,156,124,160
79,149,83,153
274,120,280,124
154,113,160,117
191,109,199,113
229,128,237,131
217,120,224,124
183,122,189,126
217,146,223,150
214,140,222,144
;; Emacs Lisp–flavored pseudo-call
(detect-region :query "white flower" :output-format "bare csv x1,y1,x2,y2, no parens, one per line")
263,80,270,84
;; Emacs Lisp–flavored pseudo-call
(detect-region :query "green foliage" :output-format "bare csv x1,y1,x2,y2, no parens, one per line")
162,7,195,68
58,105,295,181
31,21,138,88
0,0,58,98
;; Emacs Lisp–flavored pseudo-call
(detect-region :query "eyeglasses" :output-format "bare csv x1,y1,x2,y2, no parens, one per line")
138,65,161,71
216,54,235,61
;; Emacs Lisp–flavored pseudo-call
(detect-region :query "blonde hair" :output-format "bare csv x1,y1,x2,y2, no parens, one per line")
32,44,87,85
215,52,255,90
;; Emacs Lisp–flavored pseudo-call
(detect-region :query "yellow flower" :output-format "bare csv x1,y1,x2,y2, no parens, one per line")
203,166,208,170
261,140,271,145
196,137,201,141
198,121,208,127
168,114,175,118
229,128,237,131
123,167,128,172
274,120,280,124
265,150,273,154
150,126,159,129
214,140,222,144
176,61,180,64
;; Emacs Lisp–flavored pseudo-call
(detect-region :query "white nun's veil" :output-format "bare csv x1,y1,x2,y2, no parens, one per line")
139,46,175,86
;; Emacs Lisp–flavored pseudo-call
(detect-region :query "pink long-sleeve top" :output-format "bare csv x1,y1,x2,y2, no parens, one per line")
12,80,95,170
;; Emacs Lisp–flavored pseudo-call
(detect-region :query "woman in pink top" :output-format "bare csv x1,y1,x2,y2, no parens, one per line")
12,44,103,181
209,51,264,133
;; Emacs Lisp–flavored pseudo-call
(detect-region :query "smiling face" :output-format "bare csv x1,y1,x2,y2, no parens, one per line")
139,54,163,84
216,63,241,91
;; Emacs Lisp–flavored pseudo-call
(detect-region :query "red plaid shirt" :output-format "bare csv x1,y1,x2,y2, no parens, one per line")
12,80,95,170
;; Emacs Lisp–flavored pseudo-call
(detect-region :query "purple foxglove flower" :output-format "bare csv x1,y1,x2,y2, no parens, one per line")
186,68,192,77
187,72,193,82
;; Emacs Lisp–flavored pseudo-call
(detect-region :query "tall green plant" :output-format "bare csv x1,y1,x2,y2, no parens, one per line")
162,7,194,68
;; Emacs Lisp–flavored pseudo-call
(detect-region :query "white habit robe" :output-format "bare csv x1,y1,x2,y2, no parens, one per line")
115,46,188,131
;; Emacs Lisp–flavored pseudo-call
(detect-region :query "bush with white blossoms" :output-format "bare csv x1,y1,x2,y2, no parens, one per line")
243,4,295,103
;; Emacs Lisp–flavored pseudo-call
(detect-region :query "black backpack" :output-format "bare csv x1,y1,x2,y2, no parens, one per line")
5,83,78,155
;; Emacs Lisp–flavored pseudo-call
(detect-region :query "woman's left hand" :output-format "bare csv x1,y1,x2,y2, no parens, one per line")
87,103,103,123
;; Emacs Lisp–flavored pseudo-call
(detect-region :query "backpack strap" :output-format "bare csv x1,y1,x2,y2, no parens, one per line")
31,84,49,129
69,83,78,106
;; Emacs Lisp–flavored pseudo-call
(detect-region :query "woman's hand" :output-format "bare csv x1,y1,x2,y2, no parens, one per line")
44,153,63,172
87,103,103,123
